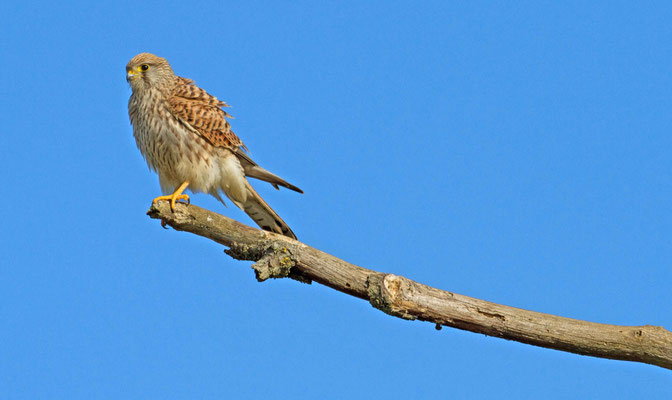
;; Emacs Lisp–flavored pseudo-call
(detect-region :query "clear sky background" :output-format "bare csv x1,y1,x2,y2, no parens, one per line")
2,1,671,398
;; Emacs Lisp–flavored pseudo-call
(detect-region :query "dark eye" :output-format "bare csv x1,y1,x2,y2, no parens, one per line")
141,64,150,71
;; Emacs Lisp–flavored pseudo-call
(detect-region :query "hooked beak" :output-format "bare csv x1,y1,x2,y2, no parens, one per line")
126,69,137,82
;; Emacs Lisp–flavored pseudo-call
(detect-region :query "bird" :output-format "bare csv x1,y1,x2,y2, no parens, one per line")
126,52,302,239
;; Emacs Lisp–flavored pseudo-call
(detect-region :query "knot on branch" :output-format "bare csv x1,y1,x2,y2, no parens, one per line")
225,241,274,261
226,241,311,284
367,274,417,321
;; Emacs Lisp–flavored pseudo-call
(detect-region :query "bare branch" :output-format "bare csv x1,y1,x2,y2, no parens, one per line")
147,202,672,370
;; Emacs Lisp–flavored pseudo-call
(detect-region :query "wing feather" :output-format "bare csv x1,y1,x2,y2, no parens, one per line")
167,77,246,150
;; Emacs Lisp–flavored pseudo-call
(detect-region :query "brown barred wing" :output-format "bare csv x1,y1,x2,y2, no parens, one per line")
167,77,246,150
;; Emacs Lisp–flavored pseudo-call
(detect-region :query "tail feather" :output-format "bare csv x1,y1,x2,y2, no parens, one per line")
241,181,297,239
246,165,304,193
235,148,303,193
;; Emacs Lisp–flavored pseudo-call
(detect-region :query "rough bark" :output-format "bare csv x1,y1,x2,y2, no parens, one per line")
147,202,672,370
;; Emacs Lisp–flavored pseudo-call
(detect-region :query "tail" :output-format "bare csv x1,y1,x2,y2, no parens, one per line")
235,149,304,193
241,181,297,239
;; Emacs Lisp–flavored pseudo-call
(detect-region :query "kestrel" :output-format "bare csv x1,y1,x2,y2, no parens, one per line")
126,52,302,238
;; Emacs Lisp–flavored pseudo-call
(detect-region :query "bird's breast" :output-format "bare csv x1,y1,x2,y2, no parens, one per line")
128,90,220,192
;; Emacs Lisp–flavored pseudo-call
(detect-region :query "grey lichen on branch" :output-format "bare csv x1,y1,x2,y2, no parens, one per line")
224,242,272,262
147,202,672,370
226,241,311,283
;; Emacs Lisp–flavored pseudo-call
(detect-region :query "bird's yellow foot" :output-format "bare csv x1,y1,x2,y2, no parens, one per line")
152,181,190,212
152,193,189,211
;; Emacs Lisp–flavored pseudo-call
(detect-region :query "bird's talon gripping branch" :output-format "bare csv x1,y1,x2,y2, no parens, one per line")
152,181,190,212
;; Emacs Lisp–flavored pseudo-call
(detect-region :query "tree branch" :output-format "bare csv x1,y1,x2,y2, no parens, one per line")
147,202,672,370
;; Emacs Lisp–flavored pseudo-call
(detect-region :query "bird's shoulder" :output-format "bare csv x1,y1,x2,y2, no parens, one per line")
167,76,245,149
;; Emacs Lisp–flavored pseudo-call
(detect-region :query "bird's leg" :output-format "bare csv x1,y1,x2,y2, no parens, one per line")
152,181,190,212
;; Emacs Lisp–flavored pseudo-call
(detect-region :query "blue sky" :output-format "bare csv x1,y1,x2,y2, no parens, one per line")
2,0,671,398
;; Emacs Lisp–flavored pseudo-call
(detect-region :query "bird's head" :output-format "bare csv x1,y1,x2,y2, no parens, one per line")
126,52,175,91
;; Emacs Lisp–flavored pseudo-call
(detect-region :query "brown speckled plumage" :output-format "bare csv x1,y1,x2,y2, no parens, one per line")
126,52,301,238
168,76,248,151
